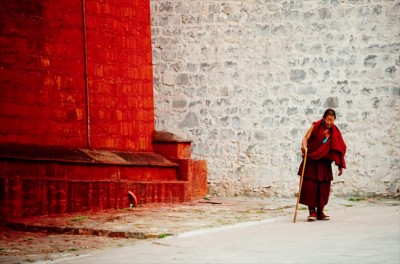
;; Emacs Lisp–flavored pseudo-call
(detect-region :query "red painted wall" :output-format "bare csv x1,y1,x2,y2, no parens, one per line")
0,1,208,219
0,1,87,147
0,0,155,151
86,0,154,151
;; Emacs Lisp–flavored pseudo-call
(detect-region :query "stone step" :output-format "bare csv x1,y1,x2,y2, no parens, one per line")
0,143,208,218
1,178,189,217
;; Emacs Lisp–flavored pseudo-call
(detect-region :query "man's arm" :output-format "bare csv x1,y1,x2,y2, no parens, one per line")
301,124,314,154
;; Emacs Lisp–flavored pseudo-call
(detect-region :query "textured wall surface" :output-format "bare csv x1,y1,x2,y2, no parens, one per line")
85,0,155,151
0,0,155,151
0,0,209,218
150,0,400,197
0,1,86,147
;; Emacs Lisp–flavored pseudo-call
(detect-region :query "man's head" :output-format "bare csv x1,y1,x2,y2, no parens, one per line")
323,108,336,129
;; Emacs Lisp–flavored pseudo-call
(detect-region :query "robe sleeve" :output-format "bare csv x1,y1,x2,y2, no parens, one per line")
330,125,347,169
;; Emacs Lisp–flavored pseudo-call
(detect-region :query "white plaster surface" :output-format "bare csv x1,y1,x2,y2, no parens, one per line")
150,0,400,197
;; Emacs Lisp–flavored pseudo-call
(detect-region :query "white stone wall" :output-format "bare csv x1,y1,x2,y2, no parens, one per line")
150,0,400,198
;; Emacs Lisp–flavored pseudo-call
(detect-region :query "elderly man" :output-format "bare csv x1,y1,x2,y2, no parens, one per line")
298,109,347,221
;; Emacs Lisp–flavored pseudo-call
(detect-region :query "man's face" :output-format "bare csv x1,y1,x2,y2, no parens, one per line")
323,115,335,129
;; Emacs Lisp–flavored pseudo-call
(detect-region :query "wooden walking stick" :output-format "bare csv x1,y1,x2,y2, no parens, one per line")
293,148,307,223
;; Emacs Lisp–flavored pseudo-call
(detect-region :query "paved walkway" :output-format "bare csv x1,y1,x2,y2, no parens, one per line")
44,201,400,264
1,197,399,264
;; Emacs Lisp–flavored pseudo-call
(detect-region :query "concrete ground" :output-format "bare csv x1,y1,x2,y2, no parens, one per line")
0,196,399,264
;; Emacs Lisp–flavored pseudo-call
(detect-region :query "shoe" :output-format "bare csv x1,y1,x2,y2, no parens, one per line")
307,213,317,222
317,212,330,220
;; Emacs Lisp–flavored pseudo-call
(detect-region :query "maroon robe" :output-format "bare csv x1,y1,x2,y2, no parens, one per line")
298,119,347,208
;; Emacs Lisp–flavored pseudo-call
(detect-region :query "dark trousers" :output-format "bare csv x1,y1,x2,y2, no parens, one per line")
299,178,331,208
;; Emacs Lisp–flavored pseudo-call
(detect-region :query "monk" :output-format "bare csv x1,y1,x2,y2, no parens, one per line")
298,108,347,221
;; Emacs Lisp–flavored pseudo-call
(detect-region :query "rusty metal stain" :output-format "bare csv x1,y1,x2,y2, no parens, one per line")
0,143,178,167
80,149,128,164
0,143,93,163
152,131,191,143
115,151,178,167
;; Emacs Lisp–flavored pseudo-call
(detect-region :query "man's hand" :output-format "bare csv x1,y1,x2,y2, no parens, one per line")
301,146,307,155
338,168,343,176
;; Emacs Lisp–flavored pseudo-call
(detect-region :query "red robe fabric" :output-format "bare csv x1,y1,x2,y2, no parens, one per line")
298,119,347,208
307,119,347,169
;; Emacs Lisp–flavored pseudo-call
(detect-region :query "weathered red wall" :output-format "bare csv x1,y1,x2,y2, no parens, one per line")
0,1,208,219
0,0,155,151
85,0,154,151
0,160,184,217
0,1,87,147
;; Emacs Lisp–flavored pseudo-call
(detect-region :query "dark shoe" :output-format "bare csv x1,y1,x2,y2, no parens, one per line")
317,212,330,220
307,213,317,222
